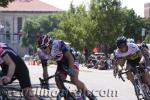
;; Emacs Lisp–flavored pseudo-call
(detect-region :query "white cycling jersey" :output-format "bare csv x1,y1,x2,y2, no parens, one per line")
115,43,140,60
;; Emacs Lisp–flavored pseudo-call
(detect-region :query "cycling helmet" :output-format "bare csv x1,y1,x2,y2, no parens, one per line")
116,36,127,48
139,42,148,50
39,35,53,48
127,38,135,43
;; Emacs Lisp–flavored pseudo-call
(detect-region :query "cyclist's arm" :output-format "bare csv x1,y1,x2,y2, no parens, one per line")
64,51,74,68
116,57,126,67
137,51,145,64
2,54,16,79
60,41,74,68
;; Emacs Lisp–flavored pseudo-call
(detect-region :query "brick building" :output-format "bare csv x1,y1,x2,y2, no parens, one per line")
144,2,150,19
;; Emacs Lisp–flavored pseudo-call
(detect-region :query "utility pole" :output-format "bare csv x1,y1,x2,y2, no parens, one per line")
141,28,145,42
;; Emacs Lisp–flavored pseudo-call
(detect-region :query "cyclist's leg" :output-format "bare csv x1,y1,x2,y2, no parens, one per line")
70,64,96,99
41,59,48,79
142,71,150,88
55,67,67,89
22,87,38,100
70,65,87,92
0,72,3,85
16,60,39,100
55,68,68,100
126,63,134,83
0,78,2,85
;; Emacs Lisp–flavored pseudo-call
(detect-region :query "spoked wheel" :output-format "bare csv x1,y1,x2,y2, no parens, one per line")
133,80,144,100
56,89,76,100
142,84,150,100
133,80,149,100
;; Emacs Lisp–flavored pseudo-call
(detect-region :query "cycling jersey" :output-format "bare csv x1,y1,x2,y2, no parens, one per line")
51,40,78,62
0,43,31,89
115,43,140,60
115,43,141,67
50,40,79,77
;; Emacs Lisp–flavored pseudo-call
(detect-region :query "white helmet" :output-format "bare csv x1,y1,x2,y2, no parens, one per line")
127,38,135,43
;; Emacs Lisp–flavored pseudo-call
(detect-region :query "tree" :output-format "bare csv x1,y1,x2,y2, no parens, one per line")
20,18,40,54
20,15,59,50
20,0,150,54
89,0,123,53
0,0,14,7
56,4,97,51
145,34,150,43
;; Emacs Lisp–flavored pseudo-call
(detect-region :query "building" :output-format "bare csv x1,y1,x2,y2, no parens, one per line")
144,2,150,19
0,0,62,56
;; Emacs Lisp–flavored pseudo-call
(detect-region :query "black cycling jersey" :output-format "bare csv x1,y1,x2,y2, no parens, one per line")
0,43,31,89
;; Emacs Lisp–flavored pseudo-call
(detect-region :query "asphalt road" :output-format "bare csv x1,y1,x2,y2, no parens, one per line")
27,63,138,100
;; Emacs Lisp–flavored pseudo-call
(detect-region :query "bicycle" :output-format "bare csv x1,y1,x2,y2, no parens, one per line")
39,72,86,100
0,82,57,100
0,73,56,100
0,84,23,100
118,66,150,100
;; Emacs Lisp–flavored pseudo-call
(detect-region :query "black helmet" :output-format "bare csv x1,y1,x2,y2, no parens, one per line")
116,36,127,47
139,42,148,50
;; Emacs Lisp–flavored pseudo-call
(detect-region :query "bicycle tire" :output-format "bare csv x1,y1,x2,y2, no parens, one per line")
56,90,76,100
0,85,23,100
142,84,150,100
133,79,148,100
0,84,55,100
133,80,142,100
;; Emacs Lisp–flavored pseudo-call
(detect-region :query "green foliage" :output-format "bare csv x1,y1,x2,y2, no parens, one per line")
145,34,150,43
0,0,14,7
20,0,150,54
20,15,59,49
57,4,97,50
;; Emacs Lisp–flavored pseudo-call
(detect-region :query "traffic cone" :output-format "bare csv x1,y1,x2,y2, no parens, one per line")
32,61,35,65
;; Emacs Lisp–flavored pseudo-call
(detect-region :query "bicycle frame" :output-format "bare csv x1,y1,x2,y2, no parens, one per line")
39,72,77,100
118,66,150,100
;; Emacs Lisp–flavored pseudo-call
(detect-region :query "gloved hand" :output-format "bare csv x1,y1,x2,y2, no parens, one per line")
1,76,11,85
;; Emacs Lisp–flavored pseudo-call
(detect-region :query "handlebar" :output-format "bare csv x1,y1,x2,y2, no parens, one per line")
39,74,56,86
118,71,125,82
117,70,129,82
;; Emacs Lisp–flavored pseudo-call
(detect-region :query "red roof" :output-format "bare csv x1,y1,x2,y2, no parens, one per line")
0,0,62,12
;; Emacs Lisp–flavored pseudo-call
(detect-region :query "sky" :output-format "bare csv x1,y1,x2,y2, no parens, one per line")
40,0,150,17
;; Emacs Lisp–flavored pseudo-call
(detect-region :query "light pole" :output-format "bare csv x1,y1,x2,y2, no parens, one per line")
141,28,145,42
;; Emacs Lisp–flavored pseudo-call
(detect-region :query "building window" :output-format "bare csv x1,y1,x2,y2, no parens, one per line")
17,17,22,33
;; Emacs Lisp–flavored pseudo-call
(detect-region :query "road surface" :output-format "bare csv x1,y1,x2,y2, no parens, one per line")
27,63,137,100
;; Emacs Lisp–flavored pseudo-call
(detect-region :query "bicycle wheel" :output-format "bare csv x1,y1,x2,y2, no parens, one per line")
133,80,142,100
32,84,58,100
0,85,23,100
56,89,76,100
142,84,150,100
133,79,147,100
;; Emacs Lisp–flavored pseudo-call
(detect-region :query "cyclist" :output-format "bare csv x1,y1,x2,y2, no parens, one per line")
36,35,49,87
0,43,38,100
114,36,150,88
39,35,96,100
138,42,150,71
